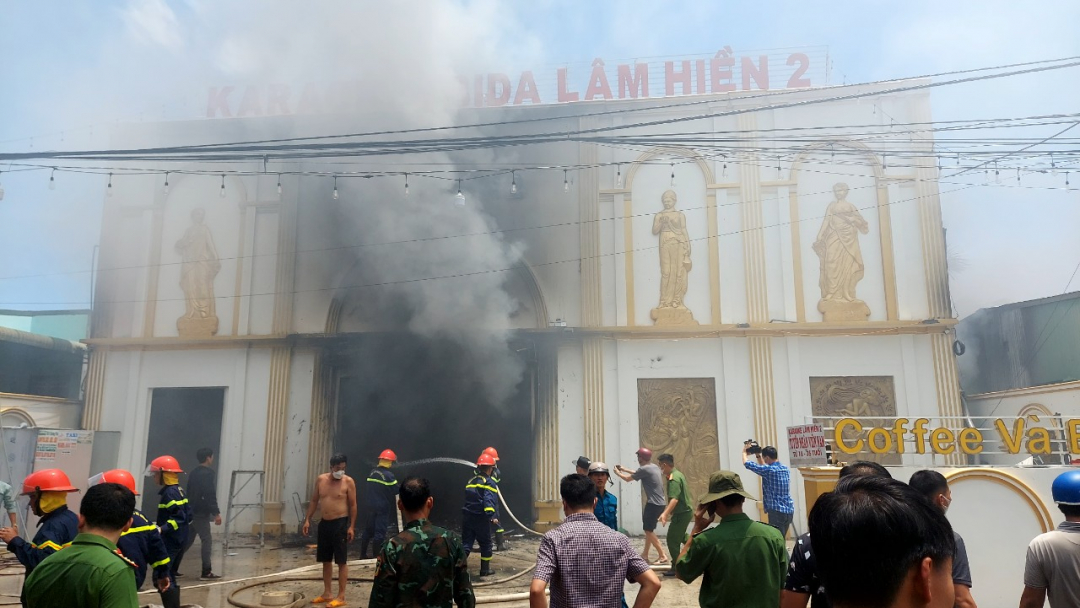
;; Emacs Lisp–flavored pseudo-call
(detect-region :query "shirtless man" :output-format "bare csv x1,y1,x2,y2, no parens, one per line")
303,453,357,608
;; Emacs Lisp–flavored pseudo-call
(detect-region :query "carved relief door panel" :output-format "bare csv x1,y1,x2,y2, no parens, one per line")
637,378,720,503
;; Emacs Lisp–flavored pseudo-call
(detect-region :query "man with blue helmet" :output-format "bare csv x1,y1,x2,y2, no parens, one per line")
1019,470,1080,608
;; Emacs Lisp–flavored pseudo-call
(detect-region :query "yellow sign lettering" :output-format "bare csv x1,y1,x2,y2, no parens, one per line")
911,418,930,453
834,418,864,454
1069,419,1080,454
891,418,909,454
930,428,955,454
868,427,894,454
1027,427,1052,455
958,428,984,455
995,418,1026,454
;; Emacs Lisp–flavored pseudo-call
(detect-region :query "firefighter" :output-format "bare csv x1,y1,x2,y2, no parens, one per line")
89,469,178,607
149,455,191,584
0,468,80,585
482,446,510,552
361,449,399,559
462,452,499,577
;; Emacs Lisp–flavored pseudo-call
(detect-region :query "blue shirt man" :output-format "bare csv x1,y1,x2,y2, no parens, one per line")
742,444,795,538
588,463,618,530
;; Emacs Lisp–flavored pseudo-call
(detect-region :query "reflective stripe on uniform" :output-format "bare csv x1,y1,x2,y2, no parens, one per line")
466,483,498,493
150,556,171,568
32,540,66,551
167,520,178,530
484,507,495,513
366,477,396,486
122,524,158,536
480,556,492,561
158,498,189,509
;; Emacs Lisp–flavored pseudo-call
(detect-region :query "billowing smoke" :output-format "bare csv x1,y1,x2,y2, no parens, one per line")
170,0,544,405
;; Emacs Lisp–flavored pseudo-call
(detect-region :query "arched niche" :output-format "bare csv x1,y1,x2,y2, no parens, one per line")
325,260,550,333
620,147,720,326
787,140,898,323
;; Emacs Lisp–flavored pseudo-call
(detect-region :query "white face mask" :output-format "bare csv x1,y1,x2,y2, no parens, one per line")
332,470,344,480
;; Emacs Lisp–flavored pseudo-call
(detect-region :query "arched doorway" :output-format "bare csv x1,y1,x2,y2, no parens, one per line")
319,262,549,531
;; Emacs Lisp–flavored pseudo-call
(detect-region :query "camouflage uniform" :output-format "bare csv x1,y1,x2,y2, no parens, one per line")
370,518,476,608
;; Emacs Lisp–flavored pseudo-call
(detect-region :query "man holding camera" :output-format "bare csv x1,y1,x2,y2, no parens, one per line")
741,441,795,539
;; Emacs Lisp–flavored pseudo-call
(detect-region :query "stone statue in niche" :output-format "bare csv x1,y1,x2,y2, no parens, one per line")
175,208,221,337
813,183,871,321
651,190,698,326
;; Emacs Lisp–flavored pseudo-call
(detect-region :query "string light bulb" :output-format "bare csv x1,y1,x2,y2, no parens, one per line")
404,173,409,197
49,168,56,190
277,174,282,195
332,176,339,200
163,172,170,196
670,162,676,187
616,164,622,188
1017,168,1021,184
0,171,5,202
1066,172,1071,188
455,179,465,206
107,173,113,197
219,174,226,198
1051,153,1057,174
563,170,569,193
510,171,517,195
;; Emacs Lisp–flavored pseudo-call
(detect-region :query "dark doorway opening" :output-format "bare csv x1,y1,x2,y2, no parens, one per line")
143,388,225,519
332,334,534,533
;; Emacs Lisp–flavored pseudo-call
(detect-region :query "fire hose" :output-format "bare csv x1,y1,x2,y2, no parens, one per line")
223,457,666,607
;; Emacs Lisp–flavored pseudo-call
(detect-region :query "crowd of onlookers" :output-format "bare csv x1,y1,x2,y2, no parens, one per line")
361,444,1079,608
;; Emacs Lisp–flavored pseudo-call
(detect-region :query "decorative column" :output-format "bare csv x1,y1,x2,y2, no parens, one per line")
261,186,297,531
578,135,606,468
533,347,561,531
305,352,334,495
582,337,606,460
81,349,107,430
913,103,965,465
579,139,602,327
738,114,778,448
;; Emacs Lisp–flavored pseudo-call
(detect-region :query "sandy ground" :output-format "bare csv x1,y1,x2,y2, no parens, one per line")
0,532,721,608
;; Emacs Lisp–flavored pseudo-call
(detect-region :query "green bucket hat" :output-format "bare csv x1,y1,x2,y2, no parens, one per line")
698,470,756,505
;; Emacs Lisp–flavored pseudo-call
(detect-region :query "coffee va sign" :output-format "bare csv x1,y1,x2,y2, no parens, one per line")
833,416,1080,456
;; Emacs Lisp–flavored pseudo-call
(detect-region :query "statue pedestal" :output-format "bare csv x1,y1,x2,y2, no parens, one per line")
818,299,870,322
651,306,699,326
177,315,219,338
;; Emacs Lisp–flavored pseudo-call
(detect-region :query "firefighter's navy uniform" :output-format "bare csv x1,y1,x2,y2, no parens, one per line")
461,469,499,575
7,504,79,574
118,508,173,589
361,464,398,558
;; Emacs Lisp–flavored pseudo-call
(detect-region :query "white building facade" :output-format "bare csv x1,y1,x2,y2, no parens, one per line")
84,81,968,534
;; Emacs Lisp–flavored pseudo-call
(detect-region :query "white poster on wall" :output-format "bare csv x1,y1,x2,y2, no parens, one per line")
787,424,827,467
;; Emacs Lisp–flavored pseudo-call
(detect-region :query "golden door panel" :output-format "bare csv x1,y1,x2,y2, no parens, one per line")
637,378,720,503
810,375,899,465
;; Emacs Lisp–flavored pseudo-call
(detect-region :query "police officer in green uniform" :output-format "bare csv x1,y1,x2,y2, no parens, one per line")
657,453,694,577
24,482,140,608
370,476,475,608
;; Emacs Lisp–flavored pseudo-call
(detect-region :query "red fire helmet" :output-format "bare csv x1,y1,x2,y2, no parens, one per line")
482,447,500,461
378,449,398,462
21,469,78,495
89,469,139,495
149,455,183,473
476,453,497,467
